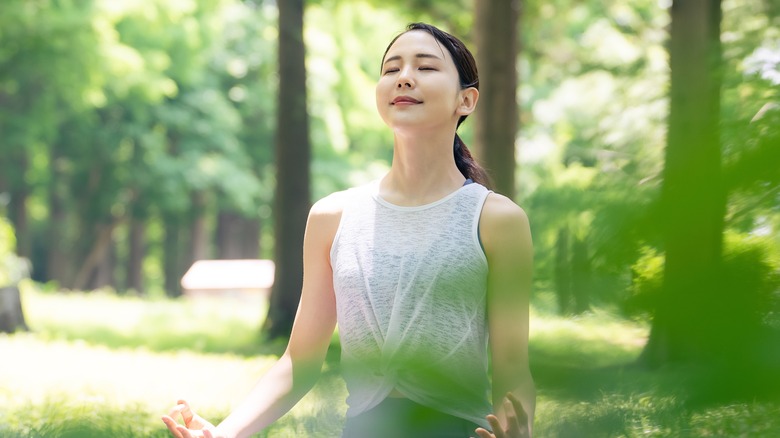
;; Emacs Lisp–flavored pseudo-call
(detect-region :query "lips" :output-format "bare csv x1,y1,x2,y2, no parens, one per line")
391,96,422,105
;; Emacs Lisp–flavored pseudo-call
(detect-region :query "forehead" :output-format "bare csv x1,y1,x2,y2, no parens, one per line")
384,30,451,63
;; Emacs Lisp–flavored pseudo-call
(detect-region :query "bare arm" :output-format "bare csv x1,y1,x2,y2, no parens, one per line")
478,193,536,437
163,193,344,438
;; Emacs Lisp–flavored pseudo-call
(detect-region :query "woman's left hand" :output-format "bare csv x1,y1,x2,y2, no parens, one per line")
474,393,529,438
161,399,220,438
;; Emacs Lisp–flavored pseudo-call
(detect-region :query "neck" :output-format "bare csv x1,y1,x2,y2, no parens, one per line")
381,127,466,205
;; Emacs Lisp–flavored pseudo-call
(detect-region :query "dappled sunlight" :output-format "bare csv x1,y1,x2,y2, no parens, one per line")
689,403,780,437
2,286,349,437
0,334,272,413
0,333,347,437
530,305,649,367
21,285,271,356
2,292,778,437
0,0,778,436
535,392,686,437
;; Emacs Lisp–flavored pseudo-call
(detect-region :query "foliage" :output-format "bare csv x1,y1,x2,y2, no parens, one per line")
520,0,669,311
720,232,780,327
624,245,664,320
0,0,777,376
519,0,780,324
625,232,780,324
0,0,437,294
720,1,780,241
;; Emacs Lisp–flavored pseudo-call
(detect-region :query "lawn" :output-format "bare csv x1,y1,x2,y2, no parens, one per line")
2,282,779,437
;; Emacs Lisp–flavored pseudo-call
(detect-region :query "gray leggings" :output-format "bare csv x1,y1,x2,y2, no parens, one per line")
341,397,482,438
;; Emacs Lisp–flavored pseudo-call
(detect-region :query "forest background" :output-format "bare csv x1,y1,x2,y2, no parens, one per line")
1,0,779,436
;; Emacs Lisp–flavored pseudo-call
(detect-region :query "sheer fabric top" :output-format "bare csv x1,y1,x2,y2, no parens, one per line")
330,180,493,429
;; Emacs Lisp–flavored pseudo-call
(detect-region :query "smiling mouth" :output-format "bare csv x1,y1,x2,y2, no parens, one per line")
391,97,422,105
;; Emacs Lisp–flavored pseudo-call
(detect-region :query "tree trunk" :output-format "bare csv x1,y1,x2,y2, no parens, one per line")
264,0,311,339
91,239,116,290
0,286,27,334
641,0,725,366
571,236,591,314
217,211,261,259
554,227,572,315
9,165,31,260
72,221,119,291
475,0,521,198
46,147,72,287
188,191,210,266
163,214,184,298
127,217,145,295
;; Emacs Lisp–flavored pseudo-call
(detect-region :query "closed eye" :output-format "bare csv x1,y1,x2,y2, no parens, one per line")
383,68,399,75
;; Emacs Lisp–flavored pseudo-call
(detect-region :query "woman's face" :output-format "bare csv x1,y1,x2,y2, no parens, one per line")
376,30,467,133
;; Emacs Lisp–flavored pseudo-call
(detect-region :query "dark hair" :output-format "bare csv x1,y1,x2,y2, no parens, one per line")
381,22,491,188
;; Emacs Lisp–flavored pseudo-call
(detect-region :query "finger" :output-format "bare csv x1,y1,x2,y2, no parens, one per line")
507,393,528,425
475,427,496,438
162,416,184,438
504,398,517,423
190,414,215,430
504,399,522,437
168,403,190,424
177,399,196,426
177,426,199,438
486,414,505,438
203,429,214,438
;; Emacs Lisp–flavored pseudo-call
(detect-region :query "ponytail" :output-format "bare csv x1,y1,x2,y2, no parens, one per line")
454,134,492,189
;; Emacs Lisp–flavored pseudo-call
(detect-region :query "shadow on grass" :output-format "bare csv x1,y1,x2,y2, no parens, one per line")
529,328,780,437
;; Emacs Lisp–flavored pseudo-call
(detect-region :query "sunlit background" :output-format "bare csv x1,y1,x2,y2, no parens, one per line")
1,0,779,436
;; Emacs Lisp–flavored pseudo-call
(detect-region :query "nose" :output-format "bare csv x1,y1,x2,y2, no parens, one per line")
396,66,414,89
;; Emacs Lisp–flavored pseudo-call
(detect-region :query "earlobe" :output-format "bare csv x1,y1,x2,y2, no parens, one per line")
457,87,479,116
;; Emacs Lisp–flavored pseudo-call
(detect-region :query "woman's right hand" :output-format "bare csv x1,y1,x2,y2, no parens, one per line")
161,399,225,438
475,393,530,438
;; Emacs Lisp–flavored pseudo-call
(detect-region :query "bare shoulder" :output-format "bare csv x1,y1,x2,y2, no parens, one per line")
480,193,532,256
481,193,530,232
306,189,351,241
310,189,351,218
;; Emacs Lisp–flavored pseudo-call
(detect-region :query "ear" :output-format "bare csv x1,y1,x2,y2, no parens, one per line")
456,87,479,117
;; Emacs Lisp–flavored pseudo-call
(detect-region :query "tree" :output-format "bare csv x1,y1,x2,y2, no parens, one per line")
474,0,520,198
264,0,312,339
640,0,726,365
554,227,572,314
0,0,100,263
0,217,28,334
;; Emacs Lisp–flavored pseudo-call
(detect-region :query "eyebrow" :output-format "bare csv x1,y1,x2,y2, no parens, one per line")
383,53,442,65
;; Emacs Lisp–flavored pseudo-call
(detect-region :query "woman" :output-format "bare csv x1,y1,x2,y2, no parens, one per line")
162,22,534,438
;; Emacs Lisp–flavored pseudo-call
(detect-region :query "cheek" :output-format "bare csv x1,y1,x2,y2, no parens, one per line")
376,76,392,95
375,81,389,121
375,77,394,103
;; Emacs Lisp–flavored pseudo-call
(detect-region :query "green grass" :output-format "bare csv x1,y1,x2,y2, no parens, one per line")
22,285,283,356
2,284,779,437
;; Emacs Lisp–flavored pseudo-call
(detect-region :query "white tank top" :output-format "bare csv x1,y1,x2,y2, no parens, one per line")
330,180,493,428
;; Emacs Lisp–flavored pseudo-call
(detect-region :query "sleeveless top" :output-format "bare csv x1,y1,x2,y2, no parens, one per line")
330,180,493,429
